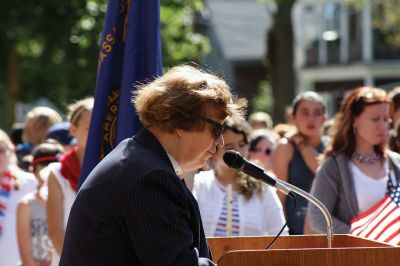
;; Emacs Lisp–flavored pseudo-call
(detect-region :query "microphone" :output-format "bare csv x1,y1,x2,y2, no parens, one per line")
223,150,292,196
223,150,334,248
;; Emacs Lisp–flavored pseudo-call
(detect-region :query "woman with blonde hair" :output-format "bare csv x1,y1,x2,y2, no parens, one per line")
0,129,37,266
308,87,400,244
16,107,62,171
46,97,93,265
23,107,63,147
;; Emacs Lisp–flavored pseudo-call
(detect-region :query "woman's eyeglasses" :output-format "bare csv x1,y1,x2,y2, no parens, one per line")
250,147,272,155
200,117,224,139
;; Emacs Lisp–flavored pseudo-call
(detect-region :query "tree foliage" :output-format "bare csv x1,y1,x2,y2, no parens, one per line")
160,0,210,67
371,1,400,47
0,0,108,129
347,0,400,47
0,0,209,128
252,81,274,114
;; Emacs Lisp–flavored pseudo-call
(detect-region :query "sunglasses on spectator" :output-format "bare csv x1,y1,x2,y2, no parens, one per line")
200,117,225,139
250,147,272,155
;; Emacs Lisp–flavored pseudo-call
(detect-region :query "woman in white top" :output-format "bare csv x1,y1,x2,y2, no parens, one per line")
0,129,37,266
309,87,400,245
193,117,287,237
47,97,93,264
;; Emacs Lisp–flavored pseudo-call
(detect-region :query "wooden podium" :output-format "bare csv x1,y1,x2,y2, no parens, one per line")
207,234,400,265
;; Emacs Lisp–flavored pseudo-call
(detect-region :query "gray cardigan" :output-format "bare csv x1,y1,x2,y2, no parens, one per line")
308,151,400,234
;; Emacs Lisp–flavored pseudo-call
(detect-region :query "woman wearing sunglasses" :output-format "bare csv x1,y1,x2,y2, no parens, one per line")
273,91,327,235
193,117,287,237
248,129,279,172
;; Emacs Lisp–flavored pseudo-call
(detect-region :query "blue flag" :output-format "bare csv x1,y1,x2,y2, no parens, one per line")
79,0,163,187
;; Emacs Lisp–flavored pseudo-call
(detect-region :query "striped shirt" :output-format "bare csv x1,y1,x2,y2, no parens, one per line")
214,182,240,236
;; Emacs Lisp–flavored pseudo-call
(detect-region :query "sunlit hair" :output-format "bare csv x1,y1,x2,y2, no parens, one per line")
248,111,273,129
133,65,247,133
291,91,326,115
0,128,17,165
249,129,279,151
67,97,94,126
273,123,296,138
23,107,62,146
323,87,392,161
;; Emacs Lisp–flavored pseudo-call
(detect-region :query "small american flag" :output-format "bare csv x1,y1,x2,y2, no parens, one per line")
350,177,400,245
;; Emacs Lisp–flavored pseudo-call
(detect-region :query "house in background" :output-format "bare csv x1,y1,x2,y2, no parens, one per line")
199,0,274,112
294,0,400,116
199,0,400,117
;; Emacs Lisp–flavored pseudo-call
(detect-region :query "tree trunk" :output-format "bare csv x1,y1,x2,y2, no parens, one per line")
267,0,296,124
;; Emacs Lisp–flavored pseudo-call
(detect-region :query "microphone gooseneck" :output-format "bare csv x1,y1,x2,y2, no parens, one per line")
223,150,334,248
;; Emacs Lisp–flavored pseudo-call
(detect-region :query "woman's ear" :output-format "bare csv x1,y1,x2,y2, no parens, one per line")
175,128,183,138
69,124,77,137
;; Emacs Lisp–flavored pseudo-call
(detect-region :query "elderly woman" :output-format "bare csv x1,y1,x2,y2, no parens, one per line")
59,65,247,265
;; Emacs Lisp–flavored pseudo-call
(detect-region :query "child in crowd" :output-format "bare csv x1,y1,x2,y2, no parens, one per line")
17,107,62,171
17,141,63,266
0,129,37,266
46,97,93,265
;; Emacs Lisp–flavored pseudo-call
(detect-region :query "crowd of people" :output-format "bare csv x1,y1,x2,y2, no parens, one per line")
0,64,399,265
0,97,93,266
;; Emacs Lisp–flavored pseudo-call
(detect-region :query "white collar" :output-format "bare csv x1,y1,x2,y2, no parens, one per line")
166,153,184,178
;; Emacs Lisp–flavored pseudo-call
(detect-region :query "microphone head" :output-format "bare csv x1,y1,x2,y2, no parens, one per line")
223,150,245,169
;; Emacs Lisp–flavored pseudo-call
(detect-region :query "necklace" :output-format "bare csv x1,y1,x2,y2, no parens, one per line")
352,152,380,166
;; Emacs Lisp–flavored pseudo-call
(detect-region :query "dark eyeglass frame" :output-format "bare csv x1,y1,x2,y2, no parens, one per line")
250,147,272,155
200,117,224,139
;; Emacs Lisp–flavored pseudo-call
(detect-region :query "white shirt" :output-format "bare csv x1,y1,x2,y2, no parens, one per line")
350,160,396,214
166,153,183,178
192,170,287,237
47,162,76,228
0,166,37,266
47,162,77,266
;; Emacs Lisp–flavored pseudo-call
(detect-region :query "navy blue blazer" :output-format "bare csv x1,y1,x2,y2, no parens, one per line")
60,128,214,265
